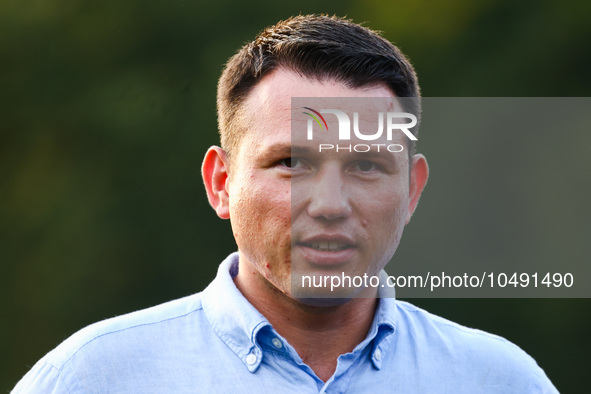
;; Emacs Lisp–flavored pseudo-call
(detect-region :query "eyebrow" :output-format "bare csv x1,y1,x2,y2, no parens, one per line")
263,144,317,157
349,150,397,160
262,142,400,162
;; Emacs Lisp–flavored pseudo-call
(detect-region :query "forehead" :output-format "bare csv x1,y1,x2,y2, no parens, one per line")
242,68,398,132
235,68,410,173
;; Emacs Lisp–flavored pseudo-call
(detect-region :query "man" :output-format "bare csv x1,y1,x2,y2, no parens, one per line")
14,15,557,393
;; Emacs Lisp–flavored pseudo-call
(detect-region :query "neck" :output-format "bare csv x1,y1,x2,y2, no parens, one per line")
234,259,378,382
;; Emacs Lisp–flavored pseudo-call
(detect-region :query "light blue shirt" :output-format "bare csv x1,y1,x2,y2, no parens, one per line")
14,253,557,393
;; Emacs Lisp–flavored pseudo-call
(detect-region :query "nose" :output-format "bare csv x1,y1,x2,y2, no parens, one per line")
306,164,352,220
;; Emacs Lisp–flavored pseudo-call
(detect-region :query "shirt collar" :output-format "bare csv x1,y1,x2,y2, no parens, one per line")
368,295,397,369
201,253,270,372
201,252,398,372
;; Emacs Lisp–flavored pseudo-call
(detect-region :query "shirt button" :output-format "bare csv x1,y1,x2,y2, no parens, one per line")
246,353,257,365
374,349,382,361
272,338,283,349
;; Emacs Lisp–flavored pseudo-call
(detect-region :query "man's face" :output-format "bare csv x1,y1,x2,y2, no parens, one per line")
206,68,427,301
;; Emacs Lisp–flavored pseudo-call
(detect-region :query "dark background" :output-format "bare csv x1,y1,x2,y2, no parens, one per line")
2,0,590,391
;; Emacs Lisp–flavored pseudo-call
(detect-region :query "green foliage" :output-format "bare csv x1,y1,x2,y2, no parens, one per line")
1,0,589,391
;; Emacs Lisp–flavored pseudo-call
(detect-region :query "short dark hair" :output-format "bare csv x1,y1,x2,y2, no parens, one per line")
217,14,421,158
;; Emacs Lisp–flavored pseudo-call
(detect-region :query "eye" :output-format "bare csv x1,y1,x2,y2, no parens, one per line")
278,157,303,169
354,160,378,172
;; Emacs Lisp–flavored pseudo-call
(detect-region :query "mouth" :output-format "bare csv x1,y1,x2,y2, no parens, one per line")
295,235,357,266
302,241,351,252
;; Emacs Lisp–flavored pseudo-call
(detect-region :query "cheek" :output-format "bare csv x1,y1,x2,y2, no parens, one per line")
366,188,409,246
229,180,292,257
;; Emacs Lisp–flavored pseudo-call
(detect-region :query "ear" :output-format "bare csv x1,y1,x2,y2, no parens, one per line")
202,146,231,219
406,154,429,224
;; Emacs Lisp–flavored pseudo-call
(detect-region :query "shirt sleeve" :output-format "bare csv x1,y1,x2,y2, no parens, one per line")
12,361,71,394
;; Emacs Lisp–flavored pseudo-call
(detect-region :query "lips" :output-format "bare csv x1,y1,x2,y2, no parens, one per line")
298,234,355,249
303,241,350,252
295,235,356,266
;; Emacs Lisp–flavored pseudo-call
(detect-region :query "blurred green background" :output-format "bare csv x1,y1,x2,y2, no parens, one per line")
2,0,590,392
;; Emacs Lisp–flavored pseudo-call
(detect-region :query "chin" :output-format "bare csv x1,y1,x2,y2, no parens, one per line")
290,282,367,303
293,295,352,307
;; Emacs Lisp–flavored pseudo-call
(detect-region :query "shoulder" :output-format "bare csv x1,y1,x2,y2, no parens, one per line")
53,292,204,365
13,292,207,393
394,300,521,349
391,300,557,393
